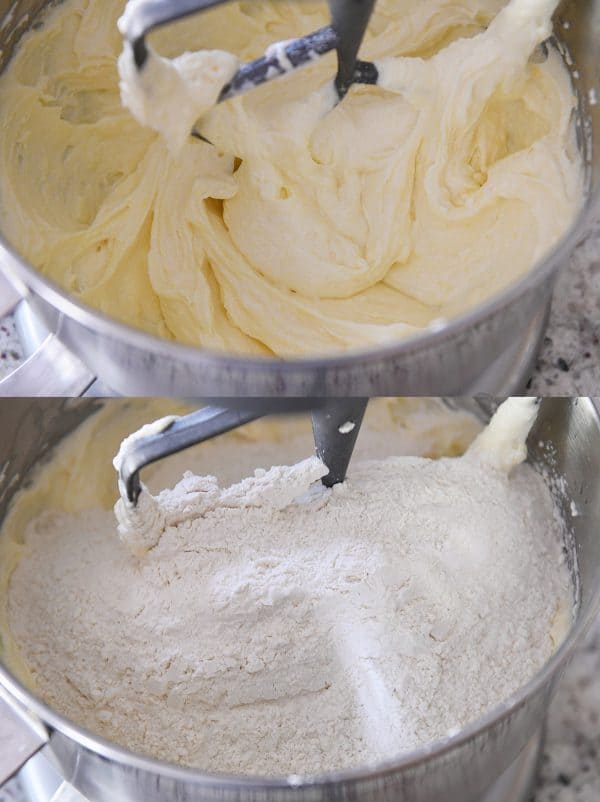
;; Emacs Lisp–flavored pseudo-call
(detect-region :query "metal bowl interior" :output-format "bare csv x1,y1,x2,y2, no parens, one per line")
0,398,599,802
0,1,597,396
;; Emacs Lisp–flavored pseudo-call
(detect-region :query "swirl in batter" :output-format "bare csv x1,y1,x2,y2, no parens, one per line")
0,0,583,354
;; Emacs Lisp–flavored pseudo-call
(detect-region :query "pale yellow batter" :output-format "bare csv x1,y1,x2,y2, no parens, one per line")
0,0,583,355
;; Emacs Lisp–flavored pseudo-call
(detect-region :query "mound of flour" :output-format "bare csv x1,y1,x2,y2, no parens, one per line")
7,400,572,775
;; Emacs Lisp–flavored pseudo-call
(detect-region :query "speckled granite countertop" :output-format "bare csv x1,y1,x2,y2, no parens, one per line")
536,616,600,802
528,212,600,396
0,317,22,382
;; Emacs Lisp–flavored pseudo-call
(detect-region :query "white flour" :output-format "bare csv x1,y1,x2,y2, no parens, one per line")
6,400,573,775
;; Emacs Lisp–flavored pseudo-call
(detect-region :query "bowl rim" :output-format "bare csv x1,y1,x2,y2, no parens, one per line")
1,193,595,370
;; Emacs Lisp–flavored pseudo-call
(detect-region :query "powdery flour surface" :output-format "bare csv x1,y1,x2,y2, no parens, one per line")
3,402,572,774
6,401,572,776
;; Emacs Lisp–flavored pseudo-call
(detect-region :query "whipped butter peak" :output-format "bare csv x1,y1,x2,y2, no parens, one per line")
112,414,176,555
467,397,539,474
117,39,239,156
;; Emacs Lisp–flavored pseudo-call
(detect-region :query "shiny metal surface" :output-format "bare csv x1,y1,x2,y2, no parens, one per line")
0,277,20,320
0,398,599,802
482,731,544,802
14,730,548,802
0,691,47,786
0,0,597,396
3,293,553,397
0,332,94,397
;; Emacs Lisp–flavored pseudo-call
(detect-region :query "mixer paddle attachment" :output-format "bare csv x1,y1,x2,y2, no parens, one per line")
329,0,376,99
119,0,379,103
312,399,368,488
119,400,369,506
119,406,261,505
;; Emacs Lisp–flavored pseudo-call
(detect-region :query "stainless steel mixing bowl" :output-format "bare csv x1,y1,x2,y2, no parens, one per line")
0,397,599,802
0,0,598,397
